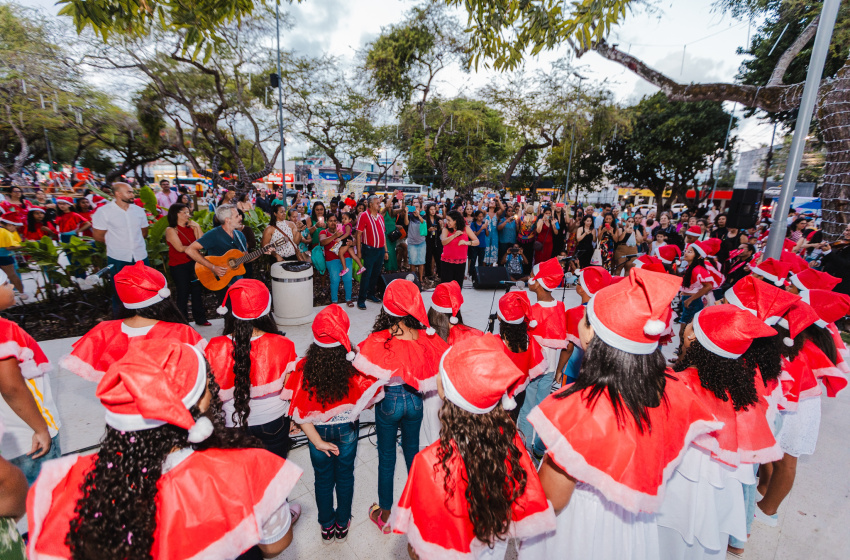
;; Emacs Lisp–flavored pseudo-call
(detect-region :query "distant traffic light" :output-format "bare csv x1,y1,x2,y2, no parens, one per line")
270,73,280,88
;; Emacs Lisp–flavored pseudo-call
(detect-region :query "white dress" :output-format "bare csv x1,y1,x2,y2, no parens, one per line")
418,390,442,450
517,482,660,560
777,395,821,457
656,445,750,559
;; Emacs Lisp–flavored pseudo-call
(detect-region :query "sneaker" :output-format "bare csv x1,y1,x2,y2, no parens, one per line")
367,295,382,303
321,525,335,544
753,503,778,527
335,520,351,543
340,268,349,277
357,267,366,275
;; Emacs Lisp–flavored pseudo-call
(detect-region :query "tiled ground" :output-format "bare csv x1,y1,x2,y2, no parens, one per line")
27,276,850,559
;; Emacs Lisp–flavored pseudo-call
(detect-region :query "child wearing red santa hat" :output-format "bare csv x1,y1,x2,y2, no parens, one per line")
563,267,612,384
519,268,721,560
428,280,484,346
748,257,792,288
0,269,62,485
27,340,303,559
496,291,547,423
391,334,556,560
518,258,568,455
61,261,205,382
675,240,715,359
286,304,386,543
353,279,449,534
657,305,780,559
204,279,298,458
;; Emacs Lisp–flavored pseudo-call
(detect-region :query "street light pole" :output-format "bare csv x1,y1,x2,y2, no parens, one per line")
275,1,288,209
765,0,840,258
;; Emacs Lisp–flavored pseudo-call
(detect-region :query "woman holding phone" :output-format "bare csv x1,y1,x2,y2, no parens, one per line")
440,211,480,288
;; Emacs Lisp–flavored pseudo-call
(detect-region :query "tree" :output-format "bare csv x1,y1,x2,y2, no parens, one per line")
449,0,850,237
606,93,737,211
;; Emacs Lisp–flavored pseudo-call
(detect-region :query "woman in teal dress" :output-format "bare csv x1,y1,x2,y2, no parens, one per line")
383,203,399,272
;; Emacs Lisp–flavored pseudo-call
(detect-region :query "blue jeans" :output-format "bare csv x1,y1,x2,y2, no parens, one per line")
327,258,353,303
468,245,485,280
247,414,291,459
11,435,61,485
679,295,705,325
376,385,422,510
308,421,359,529
564,346,584,384
108,257,150,318
357,245,384,305
517,371,555,456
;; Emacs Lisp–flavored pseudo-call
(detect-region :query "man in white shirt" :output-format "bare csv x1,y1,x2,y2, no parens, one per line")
155,179,177,213
92,182,149,316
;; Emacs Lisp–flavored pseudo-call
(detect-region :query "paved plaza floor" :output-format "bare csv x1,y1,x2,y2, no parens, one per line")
29,279,850,559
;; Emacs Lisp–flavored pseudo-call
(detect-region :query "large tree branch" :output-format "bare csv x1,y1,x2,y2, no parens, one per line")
591,41,807,113
769,16,820,86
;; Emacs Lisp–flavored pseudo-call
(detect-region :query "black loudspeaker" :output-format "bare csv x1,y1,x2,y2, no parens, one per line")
727,189,762,230
473,266,510,289
377,272,421,295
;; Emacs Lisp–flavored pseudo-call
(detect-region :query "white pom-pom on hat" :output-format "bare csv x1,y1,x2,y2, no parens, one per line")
216,305,228,316
644,319,666,336
774,279,784,287
783,337,794,347
158,287,171,299
345,351,356,362
528,319,538,328
449,316,459,324
501,393,517,411
426,327,436,336
528,278,536,286
187,416,214,443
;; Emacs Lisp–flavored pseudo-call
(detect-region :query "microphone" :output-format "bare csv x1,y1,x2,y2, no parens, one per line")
617,252,645,260
84,264,114,286
499,280,526,290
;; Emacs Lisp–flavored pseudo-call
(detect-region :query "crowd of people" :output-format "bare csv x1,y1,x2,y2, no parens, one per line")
1,180,849,559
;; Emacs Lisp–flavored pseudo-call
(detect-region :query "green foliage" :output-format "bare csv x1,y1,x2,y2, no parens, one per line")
242,207,270,241
139,185,159,216
606,92,736,210
19,236,107,300
144,216,170,270
193,209,215,231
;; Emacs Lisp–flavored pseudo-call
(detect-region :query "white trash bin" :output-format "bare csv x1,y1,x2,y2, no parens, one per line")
271,261,317,326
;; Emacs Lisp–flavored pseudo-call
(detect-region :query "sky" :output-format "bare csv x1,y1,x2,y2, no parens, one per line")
29,0,782,160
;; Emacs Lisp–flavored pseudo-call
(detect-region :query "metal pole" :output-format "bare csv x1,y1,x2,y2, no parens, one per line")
765,0,839,259
760,121,778,194
275,1,288,209
709,104,736,201
564,125,575,202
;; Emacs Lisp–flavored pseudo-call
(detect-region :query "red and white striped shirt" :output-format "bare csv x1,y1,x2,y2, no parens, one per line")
356,211,386,248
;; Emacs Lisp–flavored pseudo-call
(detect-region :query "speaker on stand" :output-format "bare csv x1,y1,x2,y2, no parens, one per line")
473,266,510,289
726,189,762,230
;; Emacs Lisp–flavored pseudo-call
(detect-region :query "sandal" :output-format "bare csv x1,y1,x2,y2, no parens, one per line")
346,301,355,308
368,503,391,534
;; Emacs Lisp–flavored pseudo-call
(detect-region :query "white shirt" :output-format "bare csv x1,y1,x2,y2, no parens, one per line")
92,201,148,262
0,372,61,458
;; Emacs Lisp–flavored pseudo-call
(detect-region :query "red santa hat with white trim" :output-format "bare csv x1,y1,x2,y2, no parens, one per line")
587,267,683,354
789,268,840,293
642,262,668,274
578,266,612,296
749,257,791,287
439,333,528,412
430,281,464,324
634,255,663,269
776,300,819,346
724,275,799,326
0,213,22,226
383,279,435,335
656,244,681,264
529,258,564,291
27,206,46,213
692,304,777,359
684,225,702,238
497,290,537,328
801,289,850,328
216,278,272,319
55,196,73,205
780,250,808,274
312,303,357,361
96,340,214,443
114,261,171,309
692,238,721,258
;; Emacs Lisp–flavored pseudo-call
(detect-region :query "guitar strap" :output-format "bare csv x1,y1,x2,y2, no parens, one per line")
272,224,297,254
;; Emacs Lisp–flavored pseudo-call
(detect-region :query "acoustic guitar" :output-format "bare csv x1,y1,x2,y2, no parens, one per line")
195,235,294,291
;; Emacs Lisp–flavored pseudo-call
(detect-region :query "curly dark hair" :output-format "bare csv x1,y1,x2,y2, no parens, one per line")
221,312,280,428
436,400,527,547
67,366,261,559
804,324,838,364
775,323,804,360
742,335,783,384
554,316,667,433
302,344,358,407
371,309,426,348
428,308,465,342
674,339,758,411
118,297,189,324
498,319,528,353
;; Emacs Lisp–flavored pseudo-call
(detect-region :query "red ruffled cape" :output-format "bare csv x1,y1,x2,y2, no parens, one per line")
502,337,547,380
529,301,567,349
446,324,484,346
61,320,206,382
565,305,585,346
528,373,722,514
676,368,781,466
285,358,385,423
801,338,847,398
204,333,298,402
828,322,850,377
0,318,52,379
27,448,302,560
352,330,449,392
779,343,826,411
390,435,555,560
